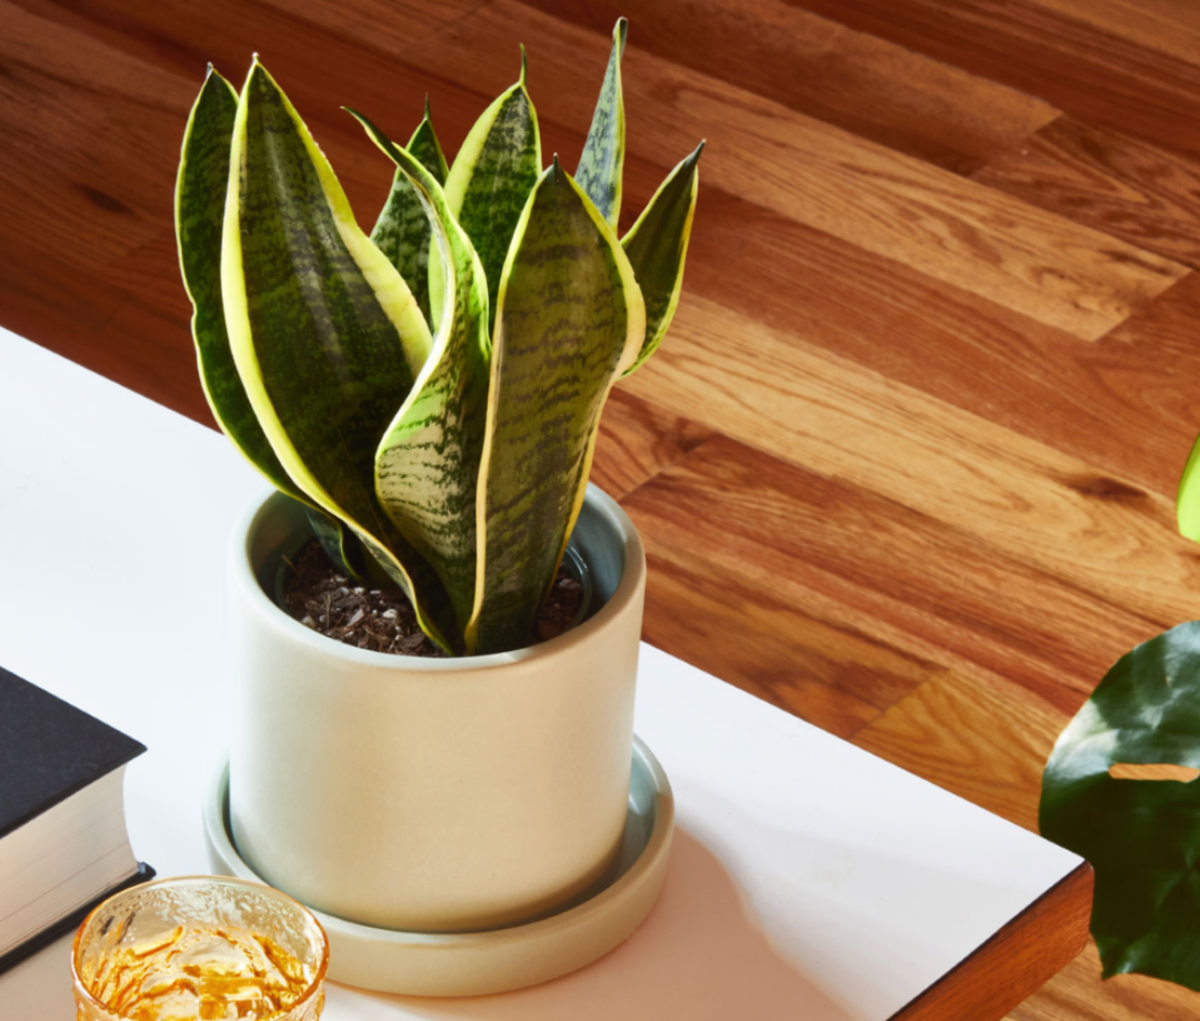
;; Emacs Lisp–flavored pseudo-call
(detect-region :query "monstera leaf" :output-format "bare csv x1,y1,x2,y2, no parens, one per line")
1041,621,1200,989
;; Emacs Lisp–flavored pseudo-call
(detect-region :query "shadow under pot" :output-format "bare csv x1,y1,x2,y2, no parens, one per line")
226,484,647,934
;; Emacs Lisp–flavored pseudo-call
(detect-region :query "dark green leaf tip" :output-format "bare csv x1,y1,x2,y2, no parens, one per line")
519,44,528,85
424,94,432,121
688,140,706,165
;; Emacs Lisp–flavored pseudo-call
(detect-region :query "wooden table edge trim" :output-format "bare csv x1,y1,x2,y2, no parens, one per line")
891,861,1095,1021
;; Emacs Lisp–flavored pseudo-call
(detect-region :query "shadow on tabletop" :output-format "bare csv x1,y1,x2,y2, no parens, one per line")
335,827,857,1021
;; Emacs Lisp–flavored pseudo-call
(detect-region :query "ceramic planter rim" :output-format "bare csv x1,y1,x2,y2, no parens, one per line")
231,484,647,672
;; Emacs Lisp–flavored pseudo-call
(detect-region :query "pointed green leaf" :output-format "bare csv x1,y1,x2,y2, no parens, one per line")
177,67,297,495
466,160,645,655
351,109,491,636
1041,621,1200,988
408,96,450,184
175,67,367,577
222,59,455,650
621,143,703,376
369,99,450,325
576,17,627,230
1177,433,1200,542
442,50,542,322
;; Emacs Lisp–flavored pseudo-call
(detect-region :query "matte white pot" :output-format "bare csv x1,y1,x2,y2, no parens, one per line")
227,485,646,933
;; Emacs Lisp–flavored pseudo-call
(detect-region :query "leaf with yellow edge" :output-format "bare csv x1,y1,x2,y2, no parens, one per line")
441,49,542,325
466,159,645,654
175,64,365,578
350,108,491,637
621,142,703,376
370,97,450,326
222,58,455,649
576,17,627,230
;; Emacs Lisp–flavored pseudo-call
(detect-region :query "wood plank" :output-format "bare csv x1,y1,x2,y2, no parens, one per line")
621,436,1163,717
853,669,1066,832
392,0,1187,341
639,540,937,738
620,295,1200,629
590,389,713,501
1011,942,1200,1020
514,0,1059,175
792,0,1200,163
0,244,209,424
972,115,1200,269
10,0,1183,341
899,864,1093,1021
1031,0,1200,71
677,184,1194,497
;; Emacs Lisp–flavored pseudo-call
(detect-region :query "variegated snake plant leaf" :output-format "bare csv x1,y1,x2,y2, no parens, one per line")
222,58,456,650
467,158,646,654
176,20,702,656
370,97,450,327
175,64,365,578
441,49,541,328
576,17,627,230
350,108,491,640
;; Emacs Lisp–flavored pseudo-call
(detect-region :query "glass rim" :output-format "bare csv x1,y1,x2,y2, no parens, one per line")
70,873,329,1018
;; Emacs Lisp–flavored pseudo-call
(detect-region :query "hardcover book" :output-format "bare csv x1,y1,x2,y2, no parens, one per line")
0,666,152,973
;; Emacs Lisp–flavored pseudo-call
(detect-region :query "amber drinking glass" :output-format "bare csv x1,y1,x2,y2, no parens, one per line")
71,875,327,1021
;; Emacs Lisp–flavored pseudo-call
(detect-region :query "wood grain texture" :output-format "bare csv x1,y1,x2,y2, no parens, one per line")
515,0,1059,175
794,0,1200,163
621,298,1200,630
973,116,1200,269
431,2,1186,342
897,864,1094,1021
12,0,1200,1016
622,437,1163,719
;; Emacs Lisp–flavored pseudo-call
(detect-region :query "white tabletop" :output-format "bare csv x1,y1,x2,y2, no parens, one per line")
0,327,1081,1020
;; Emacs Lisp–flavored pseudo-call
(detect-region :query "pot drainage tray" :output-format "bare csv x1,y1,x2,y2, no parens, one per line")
202,737,674,996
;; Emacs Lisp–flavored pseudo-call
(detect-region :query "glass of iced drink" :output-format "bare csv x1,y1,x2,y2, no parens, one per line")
71,875,327,1021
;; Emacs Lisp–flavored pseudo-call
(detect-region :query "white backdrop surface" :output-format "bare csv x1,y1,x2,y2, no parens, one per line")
0,328,1080,1020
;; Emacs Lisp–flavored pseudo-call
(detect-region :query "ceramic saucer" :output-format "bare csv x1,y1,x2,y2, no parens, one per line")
202,736,673,996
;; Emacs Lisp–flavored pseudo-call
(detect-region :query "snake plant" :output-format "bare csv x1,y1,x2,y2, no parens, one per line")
175,20,701,655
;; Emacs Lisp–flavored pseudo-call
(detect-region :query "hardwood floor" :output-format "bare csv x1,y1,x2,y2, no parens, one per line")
3,1,1199,1016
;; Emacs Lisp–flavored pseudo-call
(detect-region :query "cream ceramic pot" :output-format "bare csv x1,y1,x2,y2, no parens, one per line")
227,486,646,933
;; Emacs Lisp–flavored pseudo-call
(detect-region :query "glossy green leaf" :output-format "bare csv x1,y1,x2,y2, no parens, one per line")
466,160,645,654
576,17,627,230
351,109,491,636
442,50,542,323
222,58,455,649
1040,620,1200,988
370,98,449,325
175,65,367,577
621,143,703,376
1177,434,1200,542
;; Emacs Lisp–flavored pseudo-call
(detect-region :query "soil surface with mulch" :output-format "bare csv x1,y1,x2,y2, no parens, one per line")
282,540,584,657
